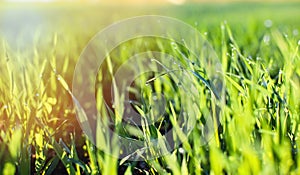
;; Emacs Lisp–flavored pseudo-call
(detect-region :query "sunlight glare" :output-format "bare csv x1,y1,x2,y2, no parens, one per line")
167,0,185,5
6,0,53,2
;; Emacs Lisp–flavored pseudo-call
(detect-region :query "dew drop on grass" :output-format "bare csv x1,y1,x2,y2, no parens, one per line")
263,35,270,44
247,55,253,60
3,105,8,109
221,24,225,30
152,95,158,101
36,93,39,97
298,40,300,45
261,81,268,88
82,145,87,150
264,19,272,28
204,32,208,35
179,147,185,154
293,29,299,36
171,42,177,49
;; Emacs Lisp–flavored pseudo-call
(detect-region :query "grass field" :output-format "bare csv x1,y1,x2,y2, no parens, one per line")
0,2,300,174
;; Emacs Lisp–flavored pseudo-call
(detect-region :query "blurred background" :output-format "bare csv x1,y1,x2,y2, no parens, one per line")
1,0,300,4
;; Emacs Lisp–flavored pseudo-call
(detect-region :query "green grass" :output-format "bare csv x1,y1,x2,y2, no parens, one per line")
0,2,300,174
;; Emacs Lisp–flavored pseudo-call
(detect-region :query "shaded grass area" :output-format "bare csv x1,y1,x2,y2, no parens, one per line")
0,2,300,174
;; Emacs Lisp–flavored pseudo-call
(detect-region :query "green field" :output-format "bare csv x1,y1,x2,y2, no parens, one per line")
0,2,300,174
